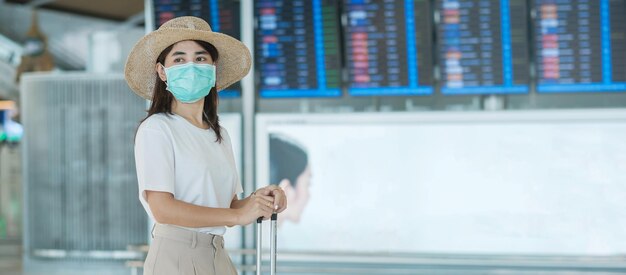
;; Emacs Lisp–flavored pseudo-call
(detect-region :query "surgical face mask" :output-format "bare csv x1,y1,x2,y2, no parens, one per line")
162,62,216,103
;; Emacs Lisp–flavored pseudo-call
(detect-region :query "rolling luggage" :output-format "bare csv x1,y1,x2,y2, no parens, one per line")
256,213,277,275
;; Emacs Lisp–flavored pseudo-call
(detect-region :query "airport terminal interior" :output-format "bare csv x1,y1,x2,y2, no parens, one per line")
1,0,626,274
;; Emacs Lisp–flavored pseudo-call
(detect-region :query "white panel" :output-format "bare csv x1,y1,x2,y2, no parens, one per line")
256,109,626,255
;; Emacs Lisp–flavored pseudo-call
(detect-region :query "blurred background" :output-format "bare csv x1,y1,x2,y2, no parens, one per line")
1,0,626,274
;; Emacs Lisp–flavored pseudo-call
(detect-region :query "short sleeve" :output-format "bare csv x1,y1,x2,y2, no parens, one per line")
134,125,176,215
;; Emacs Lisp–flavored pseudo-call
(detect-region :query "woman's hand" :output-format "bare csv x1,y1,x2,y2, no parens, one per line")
255,186,288,213
235,192,275,225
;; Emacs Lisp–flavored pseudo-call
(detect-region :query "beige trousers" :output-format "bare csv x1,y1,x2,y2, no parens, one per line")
143,223,238,275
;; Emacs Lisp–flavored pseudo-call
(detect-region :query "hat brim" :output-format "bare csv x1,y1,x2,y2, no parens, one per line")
125,29,251,100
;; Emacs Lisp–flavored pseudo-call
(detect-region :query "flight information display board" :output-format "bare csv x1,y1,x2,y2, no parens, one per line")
534,0,626,93
255,0,342,98
153,0,242,98
437,0,530,95
344,0,434,96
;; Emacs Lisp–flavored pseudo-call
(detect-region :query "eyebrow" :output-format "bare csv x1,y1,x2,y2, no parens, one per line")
171,50,209,56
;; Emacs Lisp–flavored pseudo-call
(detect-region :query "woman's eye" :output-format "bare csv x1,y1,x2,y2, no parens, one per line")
173,58,184,63
196,56,207,62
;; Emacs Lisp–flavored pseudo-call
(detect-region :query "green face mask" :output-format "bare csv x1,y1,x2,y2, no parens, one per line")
163,62,216,103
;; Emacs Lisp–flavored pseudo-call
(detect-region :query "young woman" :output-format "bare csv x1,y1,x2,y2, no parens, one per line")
125,16,287,275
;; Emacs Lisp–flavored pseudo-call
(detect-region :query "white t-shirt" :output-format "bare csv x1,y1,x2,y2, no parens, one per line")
134,113,243,235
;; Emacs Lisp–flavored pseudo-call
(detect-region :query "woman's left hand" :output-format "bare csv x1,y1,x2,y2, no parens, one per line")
254,186,287,213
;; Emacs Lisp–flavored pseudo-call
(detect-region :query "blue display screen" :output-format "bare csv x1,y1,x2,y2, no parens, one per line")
344,0,434,96
534,0,626,93
438,0,530,95
255,0,342,98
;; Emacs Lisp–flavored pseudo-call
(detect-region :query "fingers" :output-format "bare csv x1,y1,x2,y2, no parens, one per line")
271,189,287,213
254,193,275,204
257,187,272,196
252,193,275,213
252,196,274,218
254,186,287,213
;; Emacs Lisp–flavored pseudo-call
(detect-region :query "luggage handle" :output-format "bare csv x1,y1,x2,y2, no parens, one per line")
256,213,277,275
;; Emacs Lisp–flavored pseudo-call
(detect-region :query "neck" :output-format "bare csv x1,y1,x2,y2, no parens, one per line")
171,98,205,127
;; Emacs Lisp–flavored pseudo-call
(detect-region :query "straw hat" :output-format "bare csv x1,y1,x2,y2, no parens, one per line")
124,16,251,100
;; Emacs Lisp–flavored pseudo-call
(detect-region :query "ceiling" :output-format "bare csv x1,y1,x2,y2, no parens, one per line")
6,0,144,21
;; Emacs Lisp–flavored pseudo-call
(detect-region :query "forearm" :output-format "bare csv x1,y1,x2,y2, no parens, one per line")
150,196,240,228
230,195,250,209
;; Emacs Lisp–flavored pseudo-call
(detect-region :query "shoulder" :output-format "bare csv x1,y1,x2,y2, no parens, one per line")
138,113,176,133
136,113,179,142
219,125,230,138
219,125,233,145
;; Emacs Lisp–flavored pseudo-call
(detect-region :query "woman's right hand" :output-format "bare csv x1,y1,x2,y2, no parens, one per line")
236,192,275,225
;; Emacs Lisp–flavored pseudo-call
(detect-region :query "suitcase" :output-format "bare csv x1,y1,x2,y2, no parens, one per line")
256,213,277,275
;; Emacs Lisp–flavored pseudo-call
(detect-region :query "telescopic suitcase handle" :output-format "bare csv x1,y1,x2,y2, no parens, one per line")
256,213,277,275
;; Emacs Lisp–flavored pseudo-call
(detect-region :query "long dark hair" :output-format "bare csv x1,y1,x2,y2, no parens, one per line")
139,40,223,143
269,134,308,186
